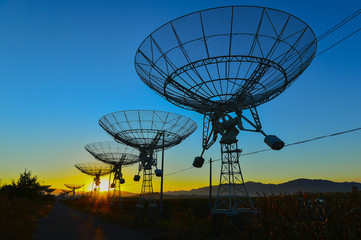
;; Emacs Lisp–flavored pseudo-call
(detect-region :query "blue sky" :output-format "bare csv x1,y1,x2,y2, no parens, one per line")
0,0,360,191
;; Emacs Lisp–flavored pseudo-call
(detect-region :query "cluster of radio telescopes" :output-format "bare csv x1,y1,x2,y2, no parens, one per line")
67,5,317,216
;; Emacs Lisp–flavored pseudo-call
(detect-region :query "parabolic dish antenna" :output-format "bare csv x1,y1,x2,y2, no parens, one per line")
99,110,197,150
60,189,73,197
99,110,197,210
135,6,317,215
64,184,85,198
85,141,139,200
44,188,55,194
135,6,316,114
39,185,51,195
74,162,112,193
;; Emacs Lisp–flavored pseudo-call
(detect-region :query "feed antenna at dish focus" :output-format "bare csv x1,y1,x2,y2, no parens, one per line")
135,6,317,215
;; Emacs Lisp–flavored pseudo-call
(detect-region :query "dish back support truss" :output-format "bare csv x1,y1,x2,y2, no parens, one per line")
135,6,317,114
99,110,197,208
85,141,139,200
64,184,85,197
134,6,317,215
74,163,112,194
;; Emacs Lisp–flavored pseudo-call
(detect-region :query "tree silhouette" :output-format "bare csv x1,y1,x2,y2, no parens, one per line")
0,169,41,198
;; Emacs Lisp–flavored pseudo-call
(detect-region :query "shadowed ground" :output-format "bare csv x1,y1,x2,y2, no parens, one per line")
34,200,158,240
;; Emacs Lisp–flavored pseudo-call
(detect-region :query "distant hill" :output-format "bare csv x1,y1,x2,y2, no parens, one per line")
165,178,361,197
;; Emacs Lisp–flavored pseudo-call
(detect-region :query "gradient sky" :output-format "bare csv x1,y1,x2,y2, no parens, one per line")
1,0,360,193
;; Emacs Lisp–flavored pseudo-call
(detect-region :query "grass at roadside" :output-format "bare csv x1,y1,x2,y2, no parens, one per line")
63,192,361,240
0,194,55,240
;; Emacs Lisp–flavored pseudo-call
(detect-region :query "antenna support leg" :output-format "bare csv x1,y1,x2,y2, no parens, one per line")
137,168,156,208
212,141,255,215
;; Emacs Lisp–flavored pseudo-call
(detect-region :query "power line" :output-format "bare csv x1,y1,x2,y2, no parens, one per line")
317,9,361,42
314,8,361,57
164,127,361,177
316,26,361,57
289,8,361,59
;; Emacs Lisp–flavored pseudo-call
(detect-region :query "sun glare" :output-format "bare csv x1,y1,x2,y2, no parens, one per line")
99,180,110,192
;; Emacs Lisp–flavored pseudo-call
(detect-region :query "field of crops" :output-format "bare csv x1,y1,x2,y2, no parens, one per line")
0,193,55,240
63,191,361,240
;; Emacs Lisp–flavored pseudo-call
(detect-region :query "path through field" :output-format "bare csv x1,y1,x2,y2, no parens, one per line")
34,200,159,240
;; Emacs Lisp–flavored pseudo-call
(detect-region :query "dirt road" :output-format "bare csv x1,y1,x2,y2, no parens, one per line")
34,200,159,240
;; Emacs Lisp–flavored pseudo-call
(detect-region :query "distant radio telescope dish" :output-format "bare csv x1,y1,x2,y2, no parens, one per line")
99,110,197,213
85,141,139,201
74,162,112,194
135,6,316,215
64,184,85,198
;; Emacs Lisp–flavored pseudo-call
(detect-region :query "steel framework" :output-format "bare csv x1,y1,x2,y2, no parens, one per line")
134,6,317,215
64,184,85,198
85,141,139,201
213,142,253,215
74,163,112,195
99,110,197,209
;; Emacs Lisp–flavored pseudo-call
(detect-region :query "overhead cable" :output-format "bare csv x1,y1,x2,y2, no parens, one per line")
316,27,361,57
164,126,361,177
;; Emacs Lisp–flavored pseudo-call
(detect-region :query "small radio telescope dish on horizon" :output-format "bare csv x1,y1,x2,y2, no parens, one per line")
135,6,317,215
60,189,73,198
64,184,85,198
44,188,55,195
39,185,51,194
74,162,112,195
85,141,139,201
99,110,197,212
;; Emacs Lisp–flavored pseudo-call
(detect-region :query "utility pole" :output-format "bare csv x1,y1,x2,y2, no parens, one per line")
209,158,212,209
159,133,165,216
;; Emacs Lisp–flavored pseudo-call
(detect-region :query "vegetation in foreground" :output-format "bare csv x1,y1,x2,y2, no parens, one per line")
63,190,361,240
0,170,55,240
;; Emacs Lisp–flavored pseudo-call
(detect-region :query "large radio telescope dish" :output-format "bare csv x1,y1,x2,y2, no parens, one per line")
99,110,197,150
135,6,317,215
85,141,139,166
135,6,317,114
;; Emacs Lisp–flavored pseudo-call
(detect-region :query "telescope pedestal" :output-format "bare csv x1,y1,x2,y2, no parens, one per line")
113,179,121,198
138,168,156,207
212,141,254,215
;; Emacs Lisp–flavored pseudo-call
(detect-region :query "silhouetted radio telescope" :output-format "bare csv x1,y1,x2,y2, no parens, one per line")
135,6,317,215
39,185,51,195
74,163,112,195
99,110,197,212
44,188,55,195
60,189,73,198
85,141,139,200
64,184,85,198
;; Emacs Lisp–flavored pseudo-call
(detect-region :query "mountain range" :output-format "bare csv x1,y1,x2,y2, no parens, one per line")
164,178,361,197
